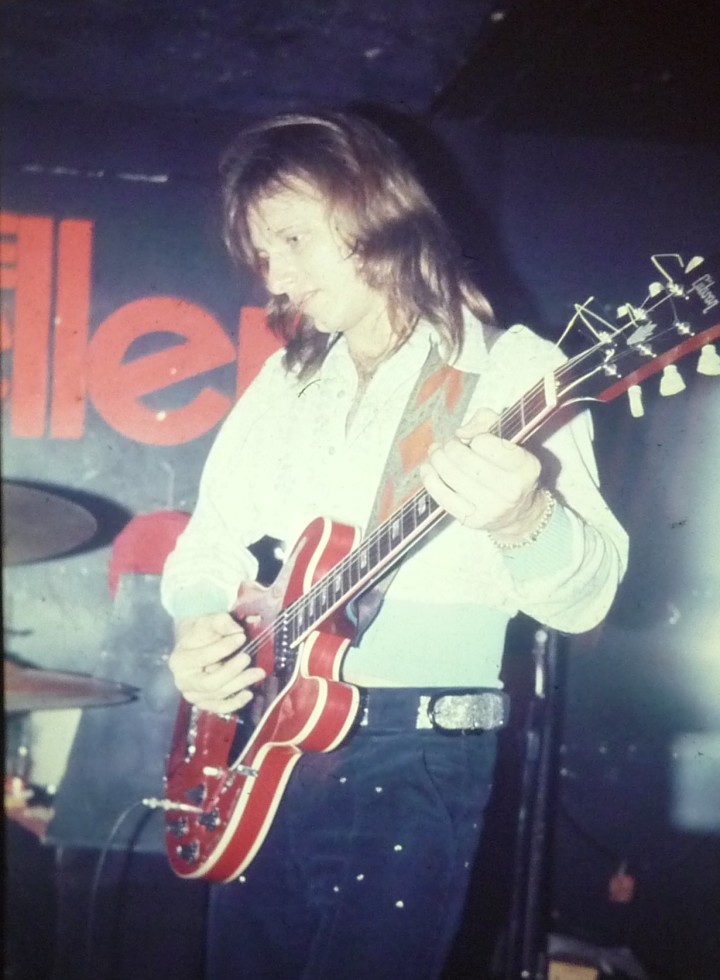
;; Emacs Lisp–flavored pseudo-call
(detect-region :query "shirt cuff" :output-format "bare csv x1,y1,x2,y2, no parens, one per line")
495,500,573,582
163,582,232,621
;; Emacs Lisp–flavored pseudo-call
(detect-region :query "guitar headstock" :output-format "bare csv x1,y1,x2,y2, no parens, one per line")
558,254,720,416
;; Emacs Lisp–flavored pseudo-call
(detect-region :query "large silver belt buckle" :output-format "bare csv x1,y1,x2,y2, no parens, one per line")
417,691,506,733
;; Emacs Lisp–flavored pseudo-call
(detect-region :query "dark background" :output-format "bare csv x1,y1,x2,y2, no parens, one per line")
3,2,720,979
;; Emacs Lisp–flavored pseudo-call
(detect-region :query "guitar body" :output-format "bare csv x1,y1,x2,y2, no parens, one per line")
164,517,362,881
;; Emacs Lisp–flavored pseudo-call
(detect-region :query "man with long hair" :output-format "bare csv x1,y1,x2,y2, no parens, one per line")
161,111,627,979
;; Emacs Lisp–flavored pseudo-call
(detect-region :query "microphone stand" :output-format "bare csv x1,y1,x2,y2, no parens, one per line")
502,627,562,980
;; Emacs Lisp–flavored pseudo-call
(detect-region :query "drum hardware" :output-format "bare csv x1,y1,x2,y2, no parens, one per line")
4,712,57,838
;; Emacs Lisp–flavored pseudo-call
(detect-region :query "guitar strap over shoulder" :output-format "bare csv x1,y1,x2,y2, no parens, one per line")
351,323,501,637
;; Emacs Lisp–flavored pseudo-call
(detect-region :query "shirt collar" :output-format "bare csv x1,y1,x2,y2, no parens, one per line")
320,310,494,381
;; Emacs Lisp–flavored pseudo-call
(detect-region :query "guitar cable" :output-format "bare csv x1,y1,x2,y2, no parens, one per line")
82,800,156,980
141,796,203,813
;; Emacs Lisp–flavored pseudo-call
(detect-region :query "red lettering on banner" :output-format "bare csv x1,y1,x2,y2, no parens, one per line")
1,213,18,404
1,210,281,445
1,213,54,437
50,219,93,439
87,297,235,445
0,309,11,402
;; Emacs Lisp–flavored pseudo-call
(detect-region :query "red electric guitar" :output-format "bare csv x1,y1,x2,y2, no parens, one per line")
164,253,720,881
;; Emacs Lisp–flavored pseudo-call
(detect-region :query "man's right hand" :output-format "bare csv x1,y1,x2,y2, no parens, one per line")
168,612,266,714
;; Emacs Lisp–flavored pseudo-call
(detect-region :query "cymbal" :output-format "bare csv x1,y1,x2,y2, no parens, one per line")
2,481,97,565
4,661,137,713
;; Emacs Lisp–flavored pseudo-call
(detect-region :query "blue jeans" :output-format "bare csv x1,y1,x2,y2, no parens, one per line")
206,693,498,980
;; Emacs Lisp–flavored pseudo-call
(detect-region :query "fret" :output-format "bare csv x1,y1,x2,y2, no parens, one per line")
359,538,371,574
401,505,416,536
416,490,439,524
366,534,381,570
377,525,391,562
287,604,302,644
343,555,355,592
531,382,549,424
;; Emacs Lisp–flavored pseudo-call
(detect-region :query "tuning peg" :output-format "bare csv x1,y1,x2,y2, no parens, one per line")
660,364,686,396
697,344,720,376
685,256,705,273
628,384,644,417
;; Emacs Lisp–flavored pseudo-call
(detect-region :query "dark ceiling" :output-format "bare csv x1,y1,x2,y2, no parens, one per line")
1,0,719,145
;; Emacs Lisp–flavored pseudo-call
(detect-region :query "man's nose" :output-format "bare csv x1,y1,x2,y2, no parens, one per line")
265,252,297,296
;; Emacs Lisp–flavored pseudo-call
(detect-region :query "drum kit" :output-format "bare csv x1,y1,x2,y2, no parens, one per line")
3,480,137,831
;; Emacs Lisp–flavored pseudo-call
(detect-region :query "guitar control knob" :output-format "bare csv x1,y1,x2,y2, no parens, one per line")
176,842,200,863
198,808,221,831
167,817,189,838
185,783,206,805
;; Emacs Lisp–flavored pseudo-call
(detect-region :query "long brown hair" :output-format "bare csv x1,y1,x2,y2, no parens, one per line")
220,111,495,377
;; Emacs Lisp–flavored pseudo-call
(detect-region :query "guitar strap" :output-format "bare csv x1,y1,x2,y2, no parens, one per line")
350,323,501,637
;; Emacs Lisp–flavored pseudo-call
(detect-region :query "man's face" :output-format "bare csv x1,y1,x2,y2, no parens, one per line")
247,182,390,347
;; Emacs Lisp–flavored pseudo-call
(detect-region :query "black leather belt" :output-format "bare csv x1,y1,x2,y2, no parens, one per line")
358,687,509,735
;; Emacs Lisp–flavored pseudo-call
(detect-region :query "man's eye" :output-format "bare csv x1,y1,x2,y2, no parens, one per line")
286,233,303,246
